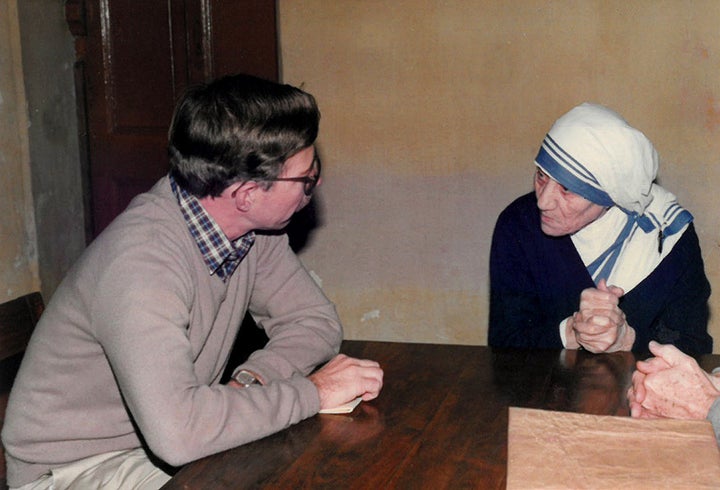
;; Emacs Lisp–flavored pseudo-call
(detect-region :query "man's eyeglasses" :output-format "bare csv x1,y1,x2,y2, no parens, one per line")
258,155,322,196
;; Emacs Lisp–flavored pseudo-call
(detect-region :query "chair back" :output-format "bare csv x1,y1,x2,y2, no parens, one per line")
0,292,44,361
0,292,44,489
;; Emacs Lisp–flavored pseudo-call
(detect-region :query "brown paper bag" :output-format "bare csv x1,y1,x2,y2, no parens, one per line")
507,407,720,489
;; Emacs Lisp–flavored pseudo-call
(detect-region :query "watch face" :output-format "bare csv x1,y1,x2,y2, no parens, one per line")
234,371,257,386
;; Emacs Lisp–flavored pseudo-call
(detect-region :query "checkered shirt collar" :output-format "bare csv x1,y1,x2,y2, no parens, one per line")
170,175,255,281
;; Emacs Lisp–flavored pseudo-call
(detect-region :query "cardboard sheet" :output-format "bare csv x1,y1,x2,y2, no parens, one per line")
507,407,720,489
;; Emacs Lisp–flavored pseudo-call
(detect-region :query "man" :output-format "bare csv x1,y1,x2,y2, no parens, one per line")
628,341,720,443
2,74,384,489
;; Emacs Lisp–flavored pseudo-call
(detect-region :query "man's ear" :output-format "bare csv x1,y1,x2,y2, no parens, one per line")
230,181,258,212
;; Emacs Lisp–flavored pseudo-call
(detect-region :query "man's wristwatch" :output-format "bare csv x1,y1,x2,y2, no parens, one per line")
233,370,260,388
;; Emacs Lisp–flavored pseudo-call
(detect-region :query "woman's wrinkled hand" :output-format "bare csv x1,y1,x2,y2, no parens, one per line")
572,279,635,353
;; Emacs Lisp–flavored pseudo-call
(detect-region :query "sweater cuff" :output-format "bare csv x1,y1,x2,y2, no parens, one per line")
239,354,302,385
289,374,321,416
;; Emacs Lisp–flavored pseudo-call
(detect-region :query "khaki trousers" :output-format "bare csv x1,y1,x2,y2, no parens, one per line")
11,447,172,490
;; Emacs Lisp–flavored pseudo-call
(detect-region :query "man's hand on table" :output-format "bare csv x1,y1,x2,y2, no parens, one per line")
628,341,720,420
308,354,384,411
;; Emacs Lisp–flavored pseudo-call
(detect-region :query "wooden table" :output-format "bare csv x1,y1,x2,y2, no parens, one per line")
163,341,720,489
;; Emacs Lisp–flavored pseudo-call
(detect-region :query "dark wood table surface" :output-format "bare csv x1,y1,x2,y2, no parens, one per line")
163,340,720,489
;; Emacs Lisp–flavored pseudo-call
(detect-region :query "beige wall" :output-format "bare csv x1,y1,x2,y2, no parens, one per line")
0,0,40,300
2,1,718,349
17,0,85,299
0,0,84,303
279,1,720,347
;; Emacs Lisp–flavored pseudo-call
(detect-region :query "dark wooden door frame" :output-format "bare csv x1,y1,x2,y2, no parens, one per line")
64,0,278,241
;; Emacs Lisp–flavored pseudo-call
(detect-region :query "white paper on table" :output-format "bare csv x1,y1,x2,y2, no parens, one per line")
319,397,362,414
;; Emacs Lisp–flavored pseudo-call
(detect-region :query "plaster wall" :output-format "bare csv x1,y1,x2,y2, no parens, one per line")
17,0,85,300
0,0,40,299
0,0,84,303
279,1,720,347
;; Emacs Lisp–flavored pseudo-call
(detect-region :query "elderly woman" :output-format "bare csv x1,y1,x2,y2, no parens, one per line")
489,103,712,354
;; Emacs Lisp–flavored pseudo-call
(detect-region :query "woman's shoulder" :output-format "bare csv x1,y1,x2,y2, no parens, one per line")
496,192,538,226
663,221,704,263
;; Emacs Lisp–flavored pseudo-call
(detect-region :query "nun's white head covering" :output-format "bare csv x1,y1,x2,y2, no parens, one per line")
534,103,692,291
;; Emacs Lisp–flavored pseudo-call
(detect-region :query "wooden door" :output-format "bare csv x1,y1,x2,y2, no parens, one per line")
66,0,278,238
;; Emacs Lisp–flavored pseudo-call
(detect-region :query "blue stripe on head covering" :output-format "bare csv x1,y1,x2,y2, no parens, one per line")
587,205,692,283
535,135,615,208
663,208,693,236
633,200,692,234
586,215,637,283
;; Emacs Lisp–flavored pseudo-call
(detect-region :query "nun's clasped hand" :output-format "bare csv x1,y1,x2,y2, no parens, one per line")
571,279,636,353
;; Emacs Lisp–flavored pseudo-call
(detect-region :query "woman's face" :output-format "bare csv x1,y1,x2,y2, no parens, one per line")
534,168,607,236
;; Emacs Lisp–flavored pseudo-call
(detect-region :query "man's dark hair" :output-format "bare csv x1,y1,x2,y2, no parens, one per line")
168,74,320,197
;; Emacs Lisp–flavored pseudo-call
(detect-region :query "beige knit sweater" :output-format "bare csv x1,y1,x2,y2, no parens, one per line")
2,177,342,487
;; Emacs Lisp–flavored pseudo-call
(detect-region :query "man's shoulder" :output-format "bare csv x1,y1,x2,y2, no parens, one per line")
253,231,291,249
124,176,176,217
102,178,183,238
83,177,195,271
